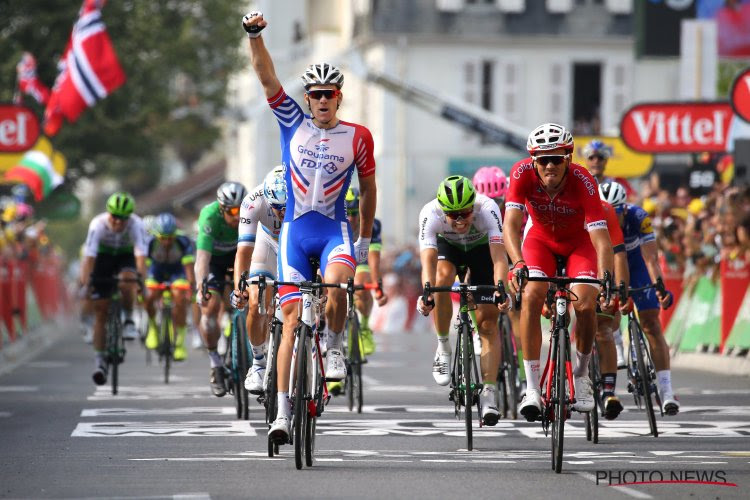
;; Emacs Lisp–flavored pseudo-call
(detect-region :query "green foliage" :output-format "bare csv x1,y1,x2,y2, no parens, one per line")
0,0,244,193
717,61,749,98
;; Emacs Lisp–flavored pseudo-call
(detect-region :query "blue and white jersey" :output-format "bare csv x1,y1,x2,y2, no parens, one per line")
267,87,376,222
621,203,656,265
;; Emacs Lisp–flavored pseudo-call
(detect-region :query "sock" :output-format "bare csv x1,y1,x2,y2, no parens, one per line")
148,317,157,332
328,329,344,350
176,326,186,345
277,392,291,419
360,314,369,330
517,348,526,379
251,341,267,365
574,349,590,378
483,380,496,388
524,359,540,394
614,328,624,350
602,373,616,397
208,349,223,368
95,351,106,365
436,335,450,354
657,369,672,396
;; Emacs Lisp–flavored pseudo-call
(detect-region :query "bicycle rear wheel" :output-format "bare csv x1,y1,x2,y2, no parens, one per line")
266,320,282,425
551,332,566,473
294,329,308,470
632,319,658,438
233,313,250,421
502,318,518,420
305,360,323,467
461,323,473,451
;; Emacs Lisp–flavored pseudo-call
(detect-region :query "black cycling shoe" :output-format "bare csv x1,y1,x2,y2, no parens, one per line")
210,367,227,397
603,395,624,420
92,363,108,385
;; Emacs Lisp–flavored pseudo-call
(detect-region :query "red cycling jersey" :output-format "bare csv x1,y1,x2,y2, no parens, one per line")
602,200,624,252
506,158,608,278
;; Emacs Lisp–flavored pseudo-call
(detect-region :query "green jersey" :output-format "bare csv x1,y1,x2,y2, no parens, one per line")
196,201,238,256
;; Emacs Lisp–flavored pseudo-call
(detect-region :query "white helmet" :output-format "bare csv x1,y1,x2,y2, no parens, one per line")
216,181,247,208
599,181,627,208
301,63,344,89
527,123,574,155
263,165,287,207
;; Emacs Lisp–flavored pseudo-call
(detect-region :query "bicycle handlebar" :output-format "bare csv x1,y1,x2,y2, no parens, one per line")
421,280,507,306
625,276,666,297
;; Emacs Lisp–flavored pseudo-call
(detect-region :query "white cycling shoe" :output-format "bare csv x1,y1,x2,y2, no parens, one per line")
325,349,347,380
519,390,542,422
662,393,680,416
480,385,500,426
122,320,138,341
573,376,595,412
244,365,265,394
432,351,451,386
268,415,291,443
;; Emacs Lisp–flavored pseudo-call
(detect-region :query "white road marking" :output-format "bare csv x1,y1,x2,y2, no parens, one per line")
81,407,239,417
74,495,211,500
27,361,70,368
0,385,38,392
71,421,256,437
576,472,653,499
0,411,11,418
88,386,212,400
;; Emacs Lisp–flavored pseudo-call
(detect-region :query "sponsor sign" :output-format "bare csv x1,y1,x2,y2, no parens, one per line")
572,136,653,179
721,257,750,352
620,102,733,153
730,67,750,123
0,104,39,153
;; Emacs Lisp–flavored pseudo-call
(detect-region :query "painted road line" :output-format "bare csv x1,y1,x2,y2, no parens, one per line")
71,421,256,437
0,411,11,418
27,361,70,368
576,472,653,499
81,407,241,417
75,494,210,500
0,385,39,392
88,385,212,400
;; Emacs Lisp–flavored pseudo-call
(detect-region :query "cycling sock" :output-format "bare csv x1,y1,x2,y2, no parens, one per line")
602,373,616,396
656,369,672,395
328,330,344,350
436,335,450,354
574,349,590,378
483,380,496,387
360,314,369,330
277,392,291,419
523,359,540,393
148,317,157,330
208,350,223,368
517,348,526,379
176,325,186,344
250,341,267,365
95,351,106,365
613,328,624,349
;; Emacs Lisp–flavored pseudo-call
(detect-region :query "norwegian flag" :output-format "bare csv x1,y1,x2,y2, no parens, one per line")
15,52,51,105
43,0,126,136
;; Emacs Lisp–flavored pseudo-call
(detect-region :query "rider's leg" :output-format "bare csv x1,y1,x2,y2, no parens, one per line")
570,283,599,377
275,300,298,420
596,312,623,419
119,270,138,322
476,305,500,383
520,281,547,393
172,285,190,360
200,292,223,367
508,308,525,382
354,267,375,354
144,284,161,349
639,308,677,405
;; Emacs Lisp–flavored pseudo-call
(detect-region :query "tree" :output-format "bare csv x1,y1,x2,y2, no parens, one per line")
0,0,245,193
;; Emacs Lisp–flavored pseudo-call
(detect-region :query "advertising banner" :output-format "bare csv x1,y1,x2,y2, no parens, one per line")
720,257,750,352
678,277,720,352
725,286,750,351
730,67,750,123
0,104,40,153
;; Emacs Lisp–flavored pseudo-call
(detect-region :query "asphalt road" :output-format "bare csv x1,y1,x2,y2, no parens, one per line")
1,322,749,499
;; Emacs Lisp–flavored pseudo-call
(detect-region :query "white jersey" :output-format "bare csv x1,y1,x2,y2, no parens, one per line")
238,184,283,247
418,194,503,252
83,213,148,258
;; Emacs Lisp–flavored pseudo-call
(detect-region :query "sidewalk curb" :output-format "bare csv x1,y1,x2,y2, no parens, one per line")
0,320,74,377
671,352,750,377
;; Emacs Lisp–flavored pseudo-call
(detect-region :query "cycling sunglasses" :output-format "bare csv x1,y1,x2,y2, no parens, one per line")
110,214,129,221
588,154,606,161
306,89,341,100
534,154,569,166
271,203,285,211
445,208,474,220
222,206,240,216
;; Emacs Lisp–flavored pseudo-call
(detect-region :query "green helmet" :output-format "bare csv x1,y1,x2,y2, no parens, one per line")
436,175,476,213
106,191,135,217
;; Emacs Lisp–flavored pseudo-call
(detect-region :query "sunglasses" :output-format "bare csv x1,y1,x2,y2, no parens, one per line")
157,234,175,240
588,154,605,161
222,206,240,216
445,208,474,220
271,203,285,211
111,214,129,221
534,154,568,166
306,89,341,100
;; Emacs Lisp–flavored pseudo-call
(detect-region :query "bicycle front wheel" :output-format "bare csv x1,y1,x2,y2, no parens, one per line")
502,318,518,420
461,323,473,451
632,319,658,438
551,332,566,473
294,329,308,470
585,351,600,444
347,313,363,413
108,304,122,396
161,312,171,385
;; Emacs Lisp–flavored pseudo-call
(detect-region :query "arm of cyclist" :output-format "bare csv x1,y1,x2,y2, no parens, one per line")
242,12,282,99
489,242,510,312
354,146,377,265
502,206,526,295
231,245,252,309
368,248,388,306
614,251,632,314
417,247,438,315
78,255,95,297
589,227,615,307
641,239,673,309
194,249,211,305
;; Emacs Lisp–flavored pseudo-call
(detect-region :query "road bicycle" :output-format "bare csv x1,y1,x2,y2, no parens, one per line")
147,282,185,384
584,344,602,444
421,280,506,451
343,279,381,414
622,279,665,438
518,256,610,473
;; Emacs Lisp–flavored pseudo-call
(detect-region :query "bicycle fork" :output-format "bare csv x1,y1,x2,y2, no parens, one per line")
540,293,576,428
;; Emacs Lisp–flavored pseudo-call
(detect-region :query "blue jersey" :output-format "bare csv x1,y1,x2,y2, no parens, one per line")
620,204,659,310
267,87,376,222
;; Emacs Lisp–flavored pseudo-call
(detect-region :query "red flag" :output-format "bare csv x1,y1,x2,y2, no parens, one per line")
43,0,125,136
15,52,51,105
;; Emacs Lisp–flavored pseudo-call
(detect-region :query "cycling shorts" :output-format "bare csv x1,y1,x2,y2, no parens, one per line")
522,228,598,287
278,211,355,306
207,252,236,292
630,261,659,311
249,229,279,280
147,262,187,288
437,237,495,304
90,253,136,300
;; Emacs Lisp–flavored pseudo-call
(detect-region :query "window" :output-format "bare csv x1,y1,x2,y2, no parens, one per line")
572,63,601,135
481,60,494,111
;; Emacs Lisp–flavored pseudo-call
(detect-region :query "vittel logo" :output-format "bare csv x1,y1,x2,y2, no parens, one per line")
529,200,576,215
573,169,596,195
0,105,40,152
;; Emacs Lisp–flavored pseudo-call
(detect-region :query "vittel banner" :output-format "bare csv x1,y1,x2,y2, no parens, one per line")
620,102,733,153
0,104,40,153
